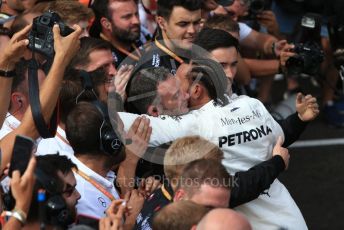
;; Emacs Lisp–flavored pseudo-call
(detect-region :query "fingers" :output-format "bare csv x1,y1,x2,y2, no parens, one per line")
11,170,21,184
22,157,36,180
106,199,125,216
128,117,142,137
145,126,152,143
11,23,32,42
52,24,61,45
116,201,126,218
276,136,283,147
144,177,154,193
296,92,304,104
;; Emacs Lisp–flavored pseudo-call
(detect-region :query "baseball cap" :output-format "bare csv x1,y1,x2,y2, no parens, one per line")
217,0,234,7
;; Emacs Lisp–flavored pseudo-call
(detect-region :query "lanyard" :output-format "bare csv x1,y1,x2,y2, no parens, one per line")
154,38,184,64
100,33,141,61
72,168,115,201
55,130,70,146
161,184,172,201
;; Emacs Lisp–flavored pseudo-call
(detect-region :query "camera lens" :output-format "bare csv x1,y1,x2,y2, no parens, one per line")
40,16,50,25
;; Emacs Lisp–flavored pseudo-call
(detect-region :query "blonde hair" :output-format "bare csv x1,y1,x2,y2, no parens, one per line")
164,136,223,185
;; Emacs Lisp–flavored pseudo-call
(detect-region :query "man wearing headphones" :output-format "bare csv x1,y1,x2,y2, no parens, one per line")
65,101,145,229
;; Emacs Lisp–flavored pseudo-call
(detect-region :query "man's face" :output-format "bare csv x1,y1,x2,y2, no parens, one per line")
86,49,117,94
190,184,230,209
156,76,190,116
58,171,81,220
210,47,238,82
160,6,202,50
108,0,140,43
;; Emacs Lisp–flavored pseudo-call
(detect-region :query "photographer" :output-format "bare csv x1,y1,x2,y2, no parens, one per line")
0,22,82,172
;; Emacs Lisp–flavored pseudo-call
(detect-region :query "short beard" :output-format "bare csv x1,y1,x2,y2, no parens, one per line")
111,24,140,44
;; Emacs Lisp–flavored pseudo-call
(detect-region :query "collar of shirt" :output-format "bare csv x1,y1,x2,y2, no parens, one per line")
70,154,116,190
2,113,21,130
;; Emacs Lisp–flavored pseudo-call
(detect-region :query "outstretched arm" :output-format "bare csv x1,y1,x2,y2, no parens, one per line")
0,24,82,171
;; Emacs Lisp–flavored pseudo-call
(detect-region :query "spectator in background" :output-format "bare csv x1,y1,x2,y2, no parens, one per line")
90,0,144,66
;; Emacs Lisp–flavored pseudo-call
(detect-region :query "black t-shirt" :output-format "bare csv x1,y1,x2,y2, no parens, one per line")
134,183,173,230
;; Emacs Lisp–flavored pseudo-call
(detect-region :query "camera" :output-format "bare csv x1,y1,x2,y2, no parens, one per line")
286,13,324,76
243,0,271,20
285,42,324,76
28,11,74,58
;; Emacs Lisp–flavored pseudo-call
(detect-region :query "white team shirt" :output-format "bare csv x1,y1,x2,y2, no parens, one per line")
119,95,307,230
70,155,120,220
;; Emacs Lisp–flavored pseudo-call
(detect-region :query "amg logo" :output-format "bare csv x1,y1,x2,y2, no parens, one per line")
218,125,272,147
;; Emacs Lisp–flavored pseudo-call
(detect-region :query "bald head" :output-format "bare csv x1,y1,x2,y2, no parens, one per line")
196,208,252,230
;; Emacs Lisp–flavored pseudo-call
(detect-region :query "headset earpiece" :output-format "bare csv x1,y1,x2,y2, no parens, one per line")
92,101,124,155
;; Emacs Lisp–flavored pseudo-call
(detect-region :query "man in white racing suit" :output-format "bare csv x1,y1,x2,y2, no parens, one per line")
116,59,318,229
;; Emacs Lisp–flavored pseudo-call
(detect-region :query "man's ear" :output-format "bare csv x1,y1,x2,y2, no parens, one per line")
173,189,186,202
156,16,166,31
147,105,160,117
190,83,202,100
100,17,111,31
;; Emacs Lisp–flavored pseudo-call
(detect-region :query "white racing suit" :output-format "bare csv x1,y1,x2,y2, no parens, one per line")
119,95,307,230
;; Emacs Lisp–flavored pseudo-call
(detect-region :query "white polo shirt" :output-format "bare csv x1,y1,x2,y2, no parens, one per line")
0,113,20,140
36,127,74,157
70,155,120,220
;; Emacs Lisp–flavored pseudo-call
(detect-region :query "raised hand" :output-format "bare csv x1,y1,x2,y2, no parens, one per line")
100,199,126,230
125,116,152,159
296,93,320,122
111,64,133,101
0,24,32,69
138,176,161,198
257,10,280,37
52,24,82,67
272,136,289,170
10,157,36,213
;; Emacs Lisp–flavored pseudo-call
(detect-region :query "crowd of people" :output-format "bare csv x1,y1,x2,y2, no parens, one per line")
2,0,342,229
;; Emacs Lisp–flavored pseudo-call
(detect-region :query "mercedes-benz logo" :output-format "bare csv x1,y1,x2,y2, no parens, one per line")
111,138,122,150
98,197,107,207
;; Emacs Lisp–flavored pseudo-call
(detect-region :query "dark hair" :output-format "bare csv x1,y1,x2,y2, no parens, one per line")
12,59,30,93
126,67,171,114
205,14,240,34
65,102,104,154
194,27,239,52
68,37,112,70
157,0,202,19
59,68,107,123
89,0,111,38
27,154,76,223
188,58,229,106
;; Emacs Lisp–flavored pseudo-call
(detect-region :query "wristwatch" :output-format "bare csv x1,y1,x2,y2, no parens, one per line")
0,69,16,78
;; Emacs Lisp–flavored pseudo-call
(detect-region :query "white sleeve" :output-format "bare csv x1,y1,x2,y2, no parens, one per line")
239,22,252,41
119,112,198,147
